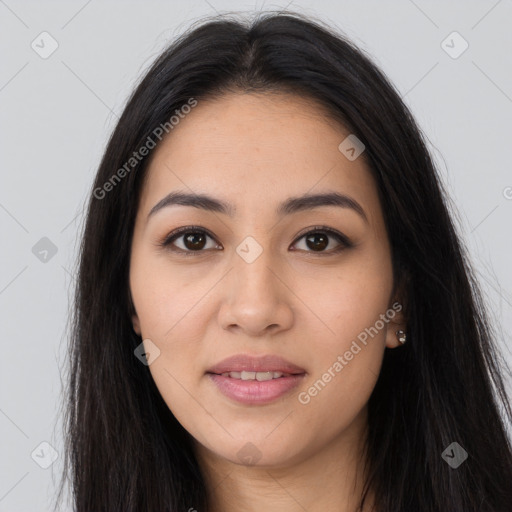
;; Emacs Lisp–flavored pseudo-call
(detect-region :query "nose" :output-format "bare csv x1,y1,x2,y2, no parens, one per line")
217,248,294,337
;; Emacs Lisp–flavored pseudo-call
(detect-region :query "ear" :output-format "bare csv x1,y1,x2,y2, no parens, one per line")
384,300,407,349
131,313,141,336
128,290,142,336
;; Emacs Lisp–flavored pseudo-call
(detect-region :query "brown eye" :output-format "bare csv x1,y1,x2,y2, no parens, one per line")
291,227,352,254
182,232,207,250
160,225,352,257
162,227,220,255
305,232,329,251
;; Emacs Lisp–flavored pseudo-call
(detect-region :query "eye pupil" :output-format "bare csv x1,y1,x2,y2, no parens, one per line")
306,233,328,251
184,232,206,250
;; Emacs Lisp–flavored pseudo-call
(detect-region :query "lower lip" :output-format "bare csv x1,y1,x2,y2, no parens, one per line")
207,373,306,405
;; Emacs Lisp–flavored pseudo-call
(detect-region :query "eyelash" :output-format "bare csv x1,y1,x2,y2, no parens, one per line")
158,225,353,257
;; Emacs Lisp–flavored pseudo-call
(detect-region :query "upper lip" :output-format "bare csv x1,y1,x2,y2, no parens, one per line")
207,354,306,375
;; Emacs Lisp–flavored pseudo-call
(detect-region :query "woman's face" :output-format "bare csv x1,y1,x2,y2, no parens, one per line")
129,92,405,468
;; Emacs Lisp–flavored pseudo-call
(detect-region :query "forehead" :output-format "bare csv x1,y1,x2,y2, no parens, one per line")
139,92,380,222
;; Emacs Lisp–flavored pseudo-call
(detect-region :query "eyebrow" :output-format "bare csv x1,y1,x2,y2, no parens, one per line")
147,190,368,223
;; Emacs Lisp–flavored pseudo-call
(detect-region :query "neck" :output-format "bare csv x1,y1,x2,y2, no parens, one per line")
194,408,375,512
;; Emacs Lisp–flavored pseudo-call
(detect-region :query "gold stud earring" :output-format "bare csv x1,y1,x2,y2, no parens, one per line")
396,330,407,344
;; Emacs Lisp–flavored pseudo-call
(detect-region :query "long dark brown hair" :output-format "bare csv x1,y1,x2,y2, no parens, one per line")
57,11,512,511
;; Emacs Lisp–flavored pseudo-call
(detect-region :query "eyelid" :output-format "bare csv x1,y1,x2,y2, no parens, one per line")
159,225,353,256
161,225,217,243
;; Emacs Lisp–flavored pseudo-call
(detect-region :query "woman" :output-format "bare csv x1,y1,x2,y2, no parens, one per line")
59,11,512,512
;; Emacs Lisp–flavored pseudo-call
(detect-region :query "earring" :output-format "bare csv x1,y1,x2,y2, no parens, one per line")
396,330,407,344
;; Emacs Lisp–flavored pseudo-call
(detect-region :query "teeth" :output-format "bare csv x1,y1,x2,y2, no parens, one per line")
220,371,286,380
256,372,273,381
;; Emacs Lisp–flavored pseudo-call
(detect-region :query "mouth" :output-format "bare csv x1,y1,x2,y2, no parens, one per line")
206,354,306,405
206,353,306,375
211,370,301,381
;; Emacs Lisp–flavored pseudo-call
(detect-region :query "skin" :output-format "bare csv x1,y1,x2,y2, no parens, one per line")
129,92,406,512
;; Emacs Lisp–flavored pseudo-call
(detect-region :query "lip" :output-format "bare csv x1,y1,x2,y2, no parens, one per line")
206,354,306,375
208,373,306,405
206,354,306,405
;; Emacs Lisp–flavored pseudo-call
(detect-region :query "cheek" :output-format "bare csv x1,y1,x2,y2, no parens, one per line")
296,243,393,347
130,247,216,340
294,248,393,409
129,250,219,397
130,257,215,430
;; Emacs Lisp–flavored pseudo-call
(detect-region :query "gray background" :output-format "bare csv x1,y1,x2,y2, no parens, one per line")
1,1,511,510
